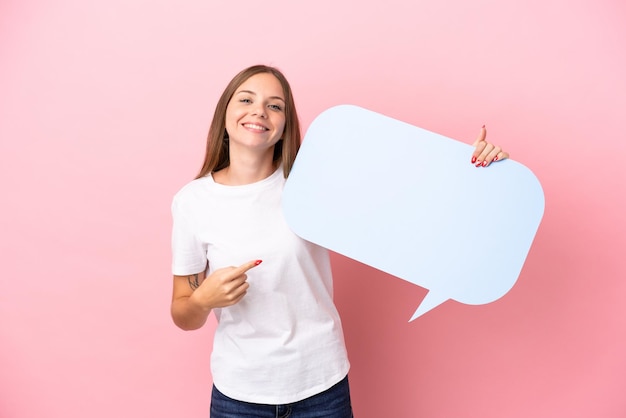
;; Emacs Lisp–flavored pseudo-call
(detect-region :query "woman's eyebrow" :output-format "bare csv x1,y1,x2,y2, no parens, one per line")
236,90,285,102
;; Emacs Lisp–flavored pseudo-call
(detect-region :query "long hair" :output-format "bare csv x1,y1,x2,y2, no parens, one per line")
195,65,301,179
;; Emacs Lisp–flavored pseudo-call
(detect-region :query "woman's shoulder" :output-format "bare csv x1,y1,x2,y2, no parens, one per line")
172,176,212,207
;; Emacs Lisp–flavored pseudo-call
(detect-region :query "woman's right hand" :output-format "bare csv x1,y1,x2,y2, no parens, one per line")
190,260,262,310
170,259,262,330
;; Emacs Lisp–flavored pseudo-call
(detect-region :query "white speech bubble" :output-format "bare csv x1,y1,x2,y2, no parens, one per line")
282,105,544,321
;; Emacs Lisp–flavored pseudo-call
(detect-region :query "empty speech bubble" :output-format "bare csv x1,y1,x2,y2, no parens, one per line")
282,105,544,321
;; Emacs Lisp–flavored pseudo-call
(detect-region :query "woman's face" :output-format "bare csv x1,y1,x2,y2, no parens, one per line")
225,73,286,154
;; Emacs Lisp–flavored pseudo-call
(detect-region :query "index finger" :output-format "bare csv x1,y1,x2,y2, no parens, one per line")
233,259,263,275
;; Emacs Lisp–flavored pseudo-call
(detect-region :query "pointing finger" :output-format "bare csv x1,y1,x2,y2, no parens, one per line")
233,259,263,276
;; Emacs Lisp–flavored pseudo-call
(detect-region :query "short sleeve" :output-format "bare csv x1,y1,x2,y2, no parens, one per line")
171,193,208,276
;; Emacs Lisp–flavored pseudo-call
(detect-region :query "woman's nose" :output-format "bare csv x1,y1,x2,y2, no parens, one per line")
251,104,267,118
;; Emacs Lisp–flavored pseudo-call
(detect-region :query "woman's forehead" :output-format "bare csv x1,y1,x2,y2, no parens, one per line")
236,73,284,97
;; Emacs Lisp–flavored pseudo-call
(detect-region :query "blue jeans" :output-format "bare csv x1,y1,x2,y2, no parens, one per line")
210,375,354,418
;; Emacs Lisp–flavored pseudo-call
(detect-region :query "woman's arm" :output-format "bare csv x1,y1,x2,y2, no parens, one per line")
171,271,210,331
170,260,262,331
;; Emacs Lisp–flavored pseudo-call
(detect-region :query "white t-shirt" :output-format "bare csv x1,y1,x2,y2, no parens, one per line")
171,167,350,404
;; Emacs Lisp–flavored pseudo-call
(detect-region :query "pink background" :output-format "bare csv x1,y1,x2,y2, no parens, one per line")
1,1,625,417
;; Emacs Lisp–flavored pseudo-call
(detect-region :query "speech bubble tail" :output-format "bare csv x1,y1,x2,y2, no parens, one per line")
409,292,449,321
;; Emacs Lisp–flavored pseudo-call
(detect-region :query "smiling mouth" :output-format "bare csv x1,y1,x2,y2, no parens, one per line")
243,123,268,131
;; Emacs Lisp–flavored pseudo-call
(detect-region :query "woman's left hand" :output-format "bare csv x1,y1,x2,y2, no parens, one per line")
471,125,509,167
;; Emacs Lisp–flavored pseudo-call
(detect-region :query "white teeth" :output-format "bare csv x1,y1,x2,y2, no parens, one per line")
244,123,268,131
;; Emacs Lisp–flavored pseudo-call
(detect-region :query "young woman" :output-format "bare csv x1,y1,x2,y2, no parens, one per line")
170,65,508,418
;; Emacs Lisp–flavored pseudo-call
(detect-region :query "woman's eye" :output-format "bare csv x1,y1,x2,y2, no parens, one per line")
239,98,252,104
269,104,283,111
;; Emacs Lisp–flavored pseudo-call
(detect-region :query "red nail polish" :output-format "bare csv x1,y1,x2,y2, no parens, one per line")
254,260,263,266
471,156,477,163
482,124,486,129
494,156,499,162
482,161,487,167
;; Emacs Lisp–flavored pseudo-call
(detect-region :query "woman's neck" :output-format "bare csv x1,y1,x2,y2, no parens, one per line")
213,150,277,186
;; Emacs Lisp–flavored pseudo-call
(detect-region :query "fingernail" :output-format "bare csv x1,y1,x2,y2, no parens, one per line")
475,162,482,167
494,156,499,162
254,260,263,266
482,124,486,129
482,161,487,167
471,156,477,163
